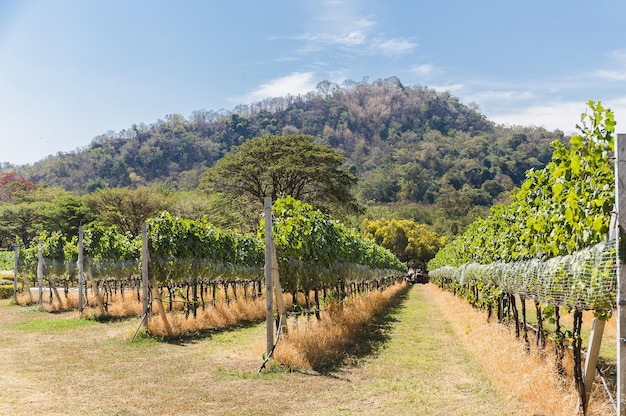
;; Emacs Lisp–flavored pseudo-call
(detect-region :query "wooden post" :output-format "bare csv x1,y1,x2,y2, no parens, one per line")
86,270,105,315
150,275,172,336
582,317,606,411
264,197,274,356
192,277,198,318
142,222,149,327
78,225,84,315
616,133,626,416
12,244,18,303
37,240,43,306
48,277,63,307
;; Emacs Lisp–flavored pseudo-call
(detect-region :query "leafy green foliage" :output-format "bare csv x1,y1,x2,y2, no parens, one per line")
202,134,359,215
13,198,404,294
0,187,92,247
147,212,264,283
18,231,77,280
361,218,446,269
0,202,47,247
84,187,169,237
81,222,140,278
431,101,614,269
265,197,405,292
10,78,560,223
0,250,13,270
0,172,35,203
429,101,616,313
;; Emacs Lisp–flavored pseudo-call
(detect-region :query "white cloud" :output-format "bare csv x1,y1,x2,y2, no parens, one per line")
610,49,626,62
429,83,464,93
298,1,415,58
371,37,417,57
592,49,626,81
486,101,589,134
231,72,318,104
411,63,434,77
485,97,626,135
593,69,626,81
465,89,536,104
300,29,416,57
301,30,368,47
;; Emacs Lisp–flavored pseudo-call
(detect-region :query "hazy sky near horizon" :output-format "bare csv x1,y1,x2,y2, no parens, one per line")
1,0,625,165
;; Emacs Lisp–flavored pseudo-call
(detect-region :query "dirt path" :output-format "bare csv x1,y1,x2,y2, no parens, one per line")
0,285,514,415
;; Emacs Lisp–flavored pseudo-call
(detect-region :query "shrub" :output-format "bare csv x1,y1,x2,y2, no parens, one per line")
0,284,14,299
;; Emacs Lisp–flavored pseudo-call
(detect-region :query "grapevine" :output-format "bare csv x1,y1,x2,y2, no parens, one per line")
429,101,616,312
263,196,405,293
428,101,617,409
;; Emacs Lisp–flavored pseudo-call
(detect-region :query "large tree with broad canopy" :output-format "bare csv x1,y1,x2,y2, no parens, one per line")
201,134,359,214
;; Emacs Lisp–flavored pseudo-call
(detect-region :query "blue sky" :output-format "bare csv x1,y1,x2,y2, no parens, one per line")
1,0,625,165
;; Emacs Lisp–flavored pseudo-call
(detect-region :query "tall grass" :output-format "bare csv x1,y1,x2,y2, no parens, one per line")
424,284,615,416
148,296,267,337
273,281,407,372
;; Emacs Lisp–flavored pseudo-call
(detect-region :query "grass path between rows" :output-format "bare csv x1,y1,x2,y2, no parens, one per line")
0,284,515,415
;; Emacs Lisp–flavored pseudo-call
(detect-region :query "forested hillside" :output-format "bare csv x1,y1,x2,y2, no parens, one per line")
10,77,563,204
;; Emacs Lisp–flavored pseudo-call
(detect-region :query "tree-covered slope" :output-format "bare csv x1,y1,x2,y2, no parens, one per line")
11,77,564,208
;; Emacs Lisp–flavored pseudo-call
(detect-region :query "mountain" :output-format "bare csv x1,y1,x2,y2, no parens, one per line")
10,77,565,209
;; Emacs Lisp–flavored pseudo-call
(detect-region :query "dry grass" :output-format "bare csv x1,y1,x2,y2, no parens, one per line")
15,289,144,317
273,282,406,372
0,283,533,415
148,297,267,337
14,285,271,337
424,284,615,416
513,296,617,362
2,282,616,415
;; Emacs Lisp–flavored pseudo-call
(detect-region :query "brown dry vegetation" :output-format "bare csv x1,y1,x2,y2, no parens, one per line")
273,282,406,371
424,284,616,416
15,285,272,337
148,296,267,337
15,290,143,316
0,282,616,415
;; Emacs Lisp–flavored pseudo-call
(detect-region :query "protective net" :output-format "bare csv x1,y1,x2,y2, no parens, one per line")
430,239,616,311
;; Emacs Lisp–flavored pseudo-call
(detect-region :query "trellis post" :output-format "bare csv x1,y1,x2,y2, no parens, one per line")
37,240,43,306
78,225,84,315
582,317,605,411
264,197,274,356
616,133,626,415
12,243,18,303
142,222,149,327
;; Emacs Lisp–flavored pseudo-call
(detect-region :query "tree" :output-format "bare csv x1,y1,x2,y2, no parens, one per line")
0,186,93,246
0,172,35,203
84,187,169,237
201,134,359,214
40,195,94,238
0,202,47,246
362,218,446,271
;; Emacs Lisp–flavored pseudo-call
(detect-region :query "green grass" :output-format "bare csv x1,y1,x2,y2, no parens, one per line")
11,316,96,332
350,286,514,415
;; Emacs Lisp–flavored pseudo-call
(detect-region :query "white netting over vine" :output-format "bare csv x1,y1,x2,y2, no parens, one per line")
431,240,616,311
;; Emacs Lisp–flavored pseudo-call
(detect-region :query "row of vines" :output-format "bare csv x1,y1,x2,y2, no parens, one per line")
13,196,405,323
428,101,617,411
